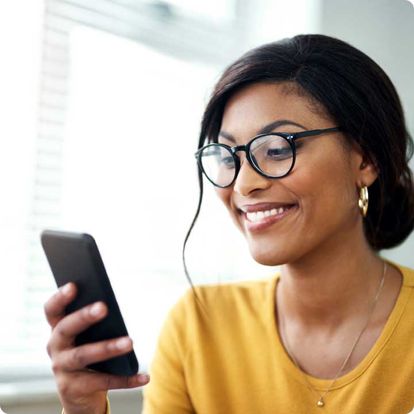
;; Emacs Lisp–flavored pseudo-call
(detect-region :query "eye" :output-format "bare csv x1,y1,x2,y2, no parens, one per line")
267,147,292,159
220,155,236,168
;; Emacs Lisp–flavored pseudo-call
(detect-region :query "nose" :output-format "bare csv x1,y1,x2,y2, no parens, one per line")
233,152,271,196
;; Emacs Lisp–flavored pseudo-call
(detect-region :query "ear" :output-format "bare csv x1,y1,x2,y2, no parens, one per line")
355,152,378,188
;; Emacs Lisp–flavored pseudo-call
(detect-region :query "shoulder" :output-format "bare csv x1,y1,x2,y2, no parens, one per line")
166,276,278,335
399,263,414,287
197,277,276,303
176,276,277,315
384,262,414,335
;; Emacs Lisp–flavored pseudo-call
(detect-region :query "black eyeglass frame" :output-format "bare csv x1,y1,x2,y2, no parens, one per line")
194,126,341,188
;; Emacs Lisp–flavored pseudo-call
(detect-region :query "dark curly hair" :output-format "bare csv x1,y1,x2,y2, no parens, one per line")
182,34,414,282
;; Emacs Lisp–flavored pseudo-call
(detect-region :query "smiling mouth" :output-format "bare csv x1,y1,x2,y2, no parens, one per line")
245,205,293,223
240,204,297,232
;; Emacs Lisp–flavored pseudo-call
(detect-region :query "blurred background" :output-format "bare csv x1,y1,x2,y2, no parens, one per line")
0,0,413,412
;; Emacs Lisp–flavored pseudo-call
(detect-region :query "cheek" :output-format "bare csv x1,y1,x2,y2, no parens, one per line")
215,187,230,207
293,155,358,229
215,187,244,231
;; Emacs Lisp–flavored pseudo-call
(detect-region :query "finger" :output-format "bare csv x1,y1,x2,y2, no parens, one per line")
44,283,77,328
55,371,149,397
56,337,134,371
56,371,149,396
87,372,150,392
50,301,108,351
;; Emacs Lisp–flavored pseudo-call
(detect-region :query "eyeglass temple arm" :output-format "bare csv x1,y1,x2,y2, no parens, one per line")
290,126,341,140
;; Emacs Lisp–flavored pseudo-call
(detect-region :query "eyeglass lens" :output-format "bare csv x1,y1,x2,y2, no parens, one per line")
199,135,294,187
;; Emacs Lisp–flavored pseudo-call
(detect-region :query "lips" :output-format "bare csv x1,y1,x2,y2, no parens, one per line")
237,202,298,232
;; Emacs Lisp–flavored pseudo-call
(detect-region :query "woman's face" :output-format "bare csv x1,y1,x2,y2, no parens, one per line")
215,82,376,266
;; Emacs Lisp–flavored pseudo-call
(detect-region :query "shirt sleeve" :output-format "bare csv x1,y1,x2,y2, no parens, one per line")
142,291,195,414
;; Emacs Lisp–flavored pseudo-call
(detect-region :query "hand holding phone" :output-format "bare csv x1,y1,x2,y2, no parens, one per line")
42,230,149,414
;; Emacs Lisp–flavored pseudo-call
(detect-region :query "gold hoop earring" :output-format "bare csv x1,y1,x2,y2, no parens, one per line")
358,186,369,217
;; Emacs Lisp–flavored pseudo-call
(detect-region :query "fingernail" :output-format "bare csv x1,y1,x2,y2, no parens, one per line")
138,374,150,383
116,337,131,350
90,302,104,317
61,283,72,296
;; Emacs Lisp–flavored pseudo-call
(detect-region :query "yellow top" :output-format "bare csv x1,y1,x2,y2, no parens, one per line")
142,263,414,414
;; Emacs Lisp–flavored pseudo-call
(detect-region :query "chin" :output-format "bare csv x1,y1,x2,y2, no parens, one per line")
245,230,317,266
248,242,291,266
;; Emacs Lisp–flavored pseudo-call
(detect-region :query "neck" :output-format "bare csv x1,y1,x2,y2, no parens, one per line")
278,232,384,329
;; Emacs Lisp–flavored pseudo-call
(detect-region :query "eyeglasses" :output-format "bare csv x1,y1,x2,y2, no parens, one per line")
194,126,341,188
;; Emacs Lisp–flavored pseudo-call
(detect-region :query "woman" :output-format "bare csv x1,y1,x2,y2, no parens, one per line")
44,34,414,413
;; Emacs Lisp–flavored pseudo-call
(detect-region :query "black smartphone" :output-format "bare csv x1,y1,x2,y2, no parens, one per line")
41,229,139,376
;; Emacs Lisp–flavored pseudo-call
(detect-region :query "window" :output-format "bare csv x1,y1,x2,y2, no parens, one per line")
0,0,276,379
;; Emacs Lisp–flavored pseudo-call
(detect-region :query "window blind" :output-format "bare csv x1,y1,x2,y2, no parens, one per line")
3,0,253,379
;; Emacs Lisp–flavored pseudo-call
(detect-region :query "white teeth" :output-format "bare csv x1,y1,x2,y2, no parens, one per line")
245,207,291,222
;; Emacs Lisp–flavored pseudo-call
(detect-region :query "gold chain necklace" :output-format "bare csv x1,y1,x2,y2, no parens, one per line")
279,262,387,408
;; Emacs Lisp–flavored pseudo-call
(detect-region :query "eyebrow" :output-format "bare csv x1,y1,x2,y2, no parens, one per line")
218,119,307,143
